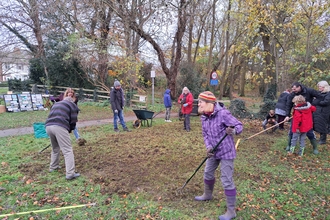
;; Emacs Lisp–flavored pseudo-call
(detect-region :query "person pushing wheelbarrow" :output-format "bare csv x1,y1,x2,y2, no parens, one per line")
195,91,243,220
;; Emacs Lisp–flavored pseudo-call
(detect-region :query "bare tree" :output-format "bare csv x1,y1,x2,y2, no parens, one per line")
107,0,189,97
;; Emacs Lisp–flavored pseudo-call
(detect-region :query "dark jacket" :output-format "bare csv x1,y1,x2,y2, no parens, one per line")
275,91,289,112
312,91,330,133
110,88,125,111
163,89,172,108
45,99,78,132
285,86,318,117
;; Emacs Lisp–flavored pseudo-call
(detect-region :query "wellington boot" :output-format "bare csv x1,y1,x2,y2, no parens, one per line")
289,146,295,154
319,133,327,145
310,139,319,155
219,195,237,220
298,147,305,157
194,183,214,201
285,135,292,151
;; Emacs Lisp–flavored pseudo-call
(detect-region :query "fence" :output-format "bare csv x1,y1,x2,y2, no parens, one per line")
33,85,110,102
32,85,138,106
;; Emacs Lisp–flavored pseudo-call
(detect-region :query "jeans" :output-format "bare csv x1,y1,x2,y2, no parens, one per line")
114,110,127,129
73,127,80,139
165,107,171,120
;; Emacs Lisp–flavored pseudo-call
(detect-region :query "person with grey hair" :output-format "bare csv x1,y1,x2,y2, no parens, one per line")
110,80,130,132
178,87,194,131
312,81,330,145
45,96,80,180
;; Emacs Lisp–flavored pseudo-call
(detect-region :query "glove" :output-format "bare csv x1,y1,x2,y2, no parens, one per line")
183,103,188,107
225,126,236,135
206,147,214,158
114,109,118,114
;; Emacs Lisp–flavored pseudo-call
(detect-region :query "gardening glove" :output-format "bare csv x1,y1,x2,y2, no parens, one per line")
114,109,118,114
183,103,188,107
206,147,214,158
226,126,236,135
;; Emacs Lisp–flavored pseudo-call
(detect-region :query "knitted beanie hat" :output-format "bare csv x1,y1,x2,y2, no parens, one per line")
198,91,216,103
114,80,121,87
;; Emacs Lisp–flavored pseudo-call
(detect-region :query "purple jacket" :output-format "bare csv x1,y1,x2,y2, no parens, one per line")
201,102,243,160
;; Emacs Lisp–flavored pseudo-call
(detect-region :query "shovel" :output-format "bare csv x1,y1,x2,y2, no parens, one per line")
177,126,234,194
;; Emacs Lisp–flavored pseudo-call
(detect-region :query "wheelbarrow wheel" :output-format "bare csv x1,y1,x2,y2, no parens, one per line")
133,119,141,129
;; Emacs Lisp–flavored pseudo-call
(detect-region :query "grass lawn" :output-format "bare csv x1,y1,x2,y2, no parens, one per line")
0,94,328,219
0,113,329,219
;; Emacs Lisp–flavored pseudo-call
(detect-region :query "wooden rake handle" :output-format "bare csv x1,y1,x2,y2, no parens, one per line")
245,116,292,141
235,116,292,150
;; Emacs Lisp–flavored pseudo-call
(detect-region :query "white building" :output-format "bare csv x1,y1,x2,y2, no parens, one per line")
0,48,32,82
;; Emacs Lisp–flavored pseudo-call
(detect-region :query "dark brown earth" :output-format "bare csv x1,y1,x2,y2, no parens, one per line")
18,118,275,204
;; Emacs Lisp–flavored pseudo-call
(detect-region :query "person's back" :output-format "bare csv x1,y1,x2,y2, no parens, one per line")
163,89,172,122
46,98,78,132
45,97,80,180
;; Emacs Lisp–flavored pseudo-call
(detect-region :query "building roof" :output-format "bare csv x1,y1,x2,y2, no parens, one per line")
0,48,33,65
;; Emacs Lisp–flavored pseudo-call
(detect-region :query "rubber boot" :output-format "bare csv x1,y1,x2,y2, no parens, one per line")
195,180,214,201
298,147,305,157
285,136,292,151
319,133,327,145
310,139,319,155
288,146,295,154
219,195,237,220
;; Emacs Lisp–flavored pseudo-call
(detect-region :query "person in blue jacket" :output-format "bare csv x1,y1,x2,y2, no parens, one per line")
163,89,172,122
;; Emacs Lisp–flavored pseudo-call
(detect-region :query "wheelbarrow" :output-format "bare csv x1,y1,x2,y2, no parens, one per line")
132,110,162,128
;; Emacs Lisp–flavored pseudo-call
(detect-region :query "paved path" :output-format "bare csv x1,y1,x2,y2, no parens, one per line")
0,113,178,138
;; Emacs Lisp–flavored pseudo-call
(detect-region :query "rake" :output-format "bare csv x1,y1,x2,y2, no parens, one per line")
234,117,292,150
177,127,233,194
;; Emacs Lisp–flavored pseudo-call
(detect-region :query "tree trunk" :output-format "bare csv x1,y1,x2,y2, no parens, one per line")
110,0,188,99
218,0,231,99
206,0,217,77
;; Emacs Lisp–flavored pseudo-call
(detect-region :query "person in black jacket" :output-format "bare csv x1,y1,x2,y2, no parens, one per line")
312,81,330,145
110,80,130,132
284,82,319,154
275,90,290,130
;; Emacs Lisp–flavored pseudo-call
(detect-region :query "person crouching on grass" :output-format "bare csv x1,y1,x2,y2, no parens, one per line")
262,109,278,132
288,95,316,157
195,91,243,220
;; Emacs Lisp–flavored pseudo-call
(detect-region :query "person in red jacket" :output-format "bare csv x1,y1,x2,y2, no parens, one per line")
289,95,316,156
178,87,194,131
